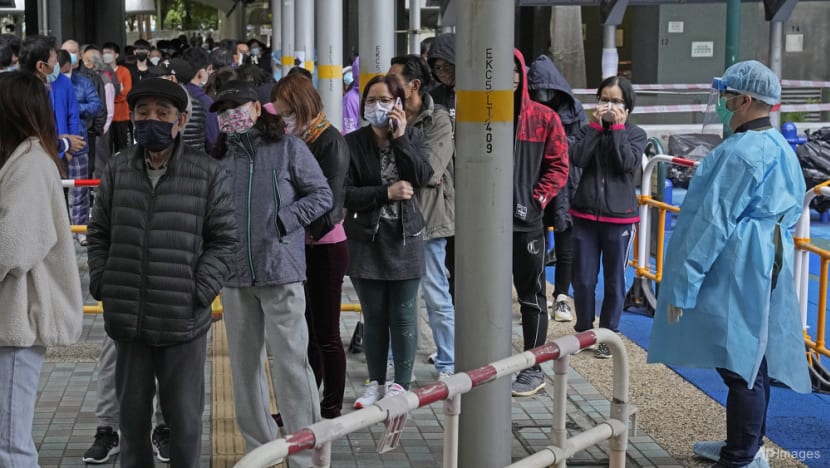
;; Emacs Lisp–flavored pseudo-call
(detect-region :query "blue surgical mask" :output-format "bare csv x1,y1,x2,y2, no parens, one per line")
251,47,260,57
70,53,78,66
46,62,60,83
364,102,392,128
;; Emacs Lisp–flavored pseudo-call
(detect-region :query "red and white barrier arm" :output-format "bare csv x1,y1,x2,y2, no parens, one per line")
61,179,100,188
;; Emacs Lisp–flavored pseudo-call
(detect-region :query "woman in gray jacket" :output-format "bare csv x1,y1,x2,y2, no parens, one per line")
211,80,332,468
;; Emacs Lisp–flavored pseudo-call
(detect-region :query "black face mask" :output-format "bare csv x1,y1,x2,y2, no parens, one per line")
136,52,148,61
134,120,176,152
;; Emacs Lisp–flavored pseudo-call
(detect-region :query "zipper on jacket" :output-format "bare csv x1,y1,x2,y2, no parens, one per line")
246,156,256,283
137,175,159,336
272,169,287,244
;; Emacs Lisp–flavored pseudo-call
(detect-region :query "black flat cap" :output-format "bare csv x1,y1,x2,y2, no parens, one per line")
127,77,188,112
210,80,259,112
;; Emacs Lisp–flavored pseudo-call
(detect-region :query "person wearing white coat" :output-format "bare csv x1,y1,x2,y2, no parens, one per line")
0,71,84,467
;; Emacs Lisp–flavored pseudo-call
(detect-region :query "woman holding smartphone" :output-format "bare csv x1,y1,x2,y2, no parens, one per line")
344,75,433,408
568,76,647,359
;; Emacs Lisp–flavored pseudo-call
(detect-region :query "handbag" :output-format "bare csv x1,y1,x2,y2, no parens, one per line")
348,313,364,354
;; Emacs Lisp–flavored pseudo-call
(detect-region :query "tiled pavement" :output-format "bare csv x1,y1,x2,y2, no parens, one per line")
33,245,683,467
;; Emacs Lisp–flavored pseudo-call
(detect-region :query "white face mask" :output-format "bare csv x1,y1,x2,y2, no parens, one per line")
149,57,161,66
102,53,115,64
363,102,394,128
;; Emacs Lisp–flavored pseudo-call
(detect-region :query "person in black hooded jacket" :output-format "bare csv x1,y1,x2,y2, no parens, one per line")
527,54,587,324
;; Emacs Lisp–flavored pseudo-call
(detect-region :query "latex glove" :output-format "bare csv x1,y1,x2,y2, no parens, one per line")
667,304,683,324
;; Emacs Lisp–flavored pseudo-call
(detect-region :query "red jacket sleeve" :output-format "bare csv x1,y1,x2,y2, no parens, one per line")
532,112,569,209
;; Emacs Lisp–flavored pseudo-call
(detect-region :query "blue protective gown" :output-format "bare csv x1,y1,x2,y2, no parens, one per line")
648,127,811,393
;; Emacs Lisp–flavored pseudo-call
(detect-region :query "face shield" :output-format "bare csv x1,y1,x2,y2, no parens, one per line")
702,77,728,134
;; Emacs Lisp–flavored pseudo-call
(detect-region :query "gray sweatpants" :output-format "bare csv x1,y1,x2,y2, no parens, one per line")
221,282,321,468
96,336,164,429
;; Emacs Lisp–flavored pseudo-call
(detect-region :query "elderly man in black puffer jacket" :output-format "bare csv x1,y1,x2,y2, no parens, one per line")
87,78,237,468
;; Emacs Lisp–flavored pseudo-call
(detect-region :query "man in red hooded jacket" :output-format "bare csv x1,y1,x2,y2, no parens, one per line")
510,49,569,397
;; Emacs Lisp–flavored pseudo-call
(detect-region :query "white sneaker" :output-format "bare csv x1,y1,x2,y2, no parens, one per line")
354,380,383,409
553,295,573,322
383,382,406,399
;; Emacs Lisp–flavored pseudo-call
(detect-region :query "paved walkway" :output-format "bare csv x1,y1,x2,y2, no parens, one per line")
33,245,684,467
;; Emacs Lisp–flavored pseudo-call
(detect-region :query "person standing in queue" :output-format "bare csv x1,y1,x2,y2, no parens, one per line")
347,75,433,408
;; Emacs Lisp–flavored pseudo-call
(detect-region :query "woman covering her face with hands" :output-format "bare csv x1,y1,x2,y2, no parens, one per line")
344,75,433,408
568,75,647,359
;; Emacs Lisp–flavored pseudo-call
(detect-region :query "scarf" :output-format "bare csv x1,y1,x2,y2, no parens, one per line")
301,112,331,144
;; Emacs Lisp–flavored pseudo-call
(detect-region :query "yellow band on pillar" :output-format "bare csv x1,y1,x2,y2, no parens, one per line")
318,65,343,80
281,56,294,66
303,61,315,73
359,72,384,95
456,90,514,123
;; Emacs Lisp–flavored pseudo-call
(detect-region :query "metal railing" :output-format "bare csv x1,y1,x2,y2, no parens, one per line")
628,155,699,310
793,181,830,362
235,329,634,468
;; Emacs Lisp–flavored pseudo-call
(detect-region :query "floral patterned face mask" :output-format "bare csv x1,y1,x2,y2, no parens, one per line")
218,103,257,134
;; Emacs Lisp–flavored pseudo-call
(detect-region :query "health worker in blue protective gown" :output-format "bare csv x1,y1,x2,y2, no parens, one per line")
647,60,811,468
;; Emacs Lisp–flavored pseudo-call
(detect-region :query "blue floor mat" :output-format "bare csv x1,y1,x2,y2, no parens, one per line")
545,213,830,466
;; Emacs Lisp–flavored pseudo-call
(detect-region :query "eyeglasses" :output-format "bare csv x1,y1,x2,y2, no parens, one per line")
433,64,454,73
365,97,395,105
598,98,625,105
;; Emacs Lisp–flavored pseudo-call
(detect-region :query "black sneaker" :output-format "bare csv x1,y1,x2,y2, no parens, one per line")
595,343,612,359
82,426,120,464
151,423,171,463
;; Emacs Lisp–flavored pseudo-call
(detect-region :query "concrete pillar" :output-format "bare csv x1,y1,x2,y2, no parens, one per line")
281,0,295,76
358,0,394,93
601,24,618,79
295,0,314,73
272,0,281,80
409,0,421,55
769,20,783,128
455,0,515,465
317,0,343,129
220,3,245,44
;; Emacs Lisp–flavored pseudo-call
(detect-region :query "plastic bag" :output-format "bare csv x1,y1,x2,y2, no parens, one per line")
666,133,722,188
796,127,830,213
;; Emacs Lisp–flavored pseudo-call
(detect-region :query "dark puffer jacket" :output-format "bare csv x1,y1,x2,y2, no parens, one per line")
87,138,237,346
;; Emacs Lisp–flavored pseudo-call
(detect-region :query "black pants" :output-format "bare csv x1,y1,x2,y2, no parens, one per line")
572,218,633,333
553,226,574,298
110,120,132,154
115,334,207,468
305,241,349,418
513,229,548,370
715,358,770,467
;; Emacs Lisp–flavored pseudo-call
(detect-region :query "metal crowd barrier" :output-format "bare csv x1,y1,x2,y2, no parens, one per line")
793,180,830,365
61,178,362,316
628,154,699,310
235,329,635,468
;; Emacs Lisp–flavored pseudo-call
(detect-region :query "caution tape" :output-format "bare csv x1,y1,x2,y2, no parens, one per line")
573,79,830,95
582,102,830,114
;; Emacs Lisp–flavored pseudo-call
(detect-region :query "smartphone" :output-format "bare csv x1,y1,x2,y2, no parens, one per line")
389,97,402,132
